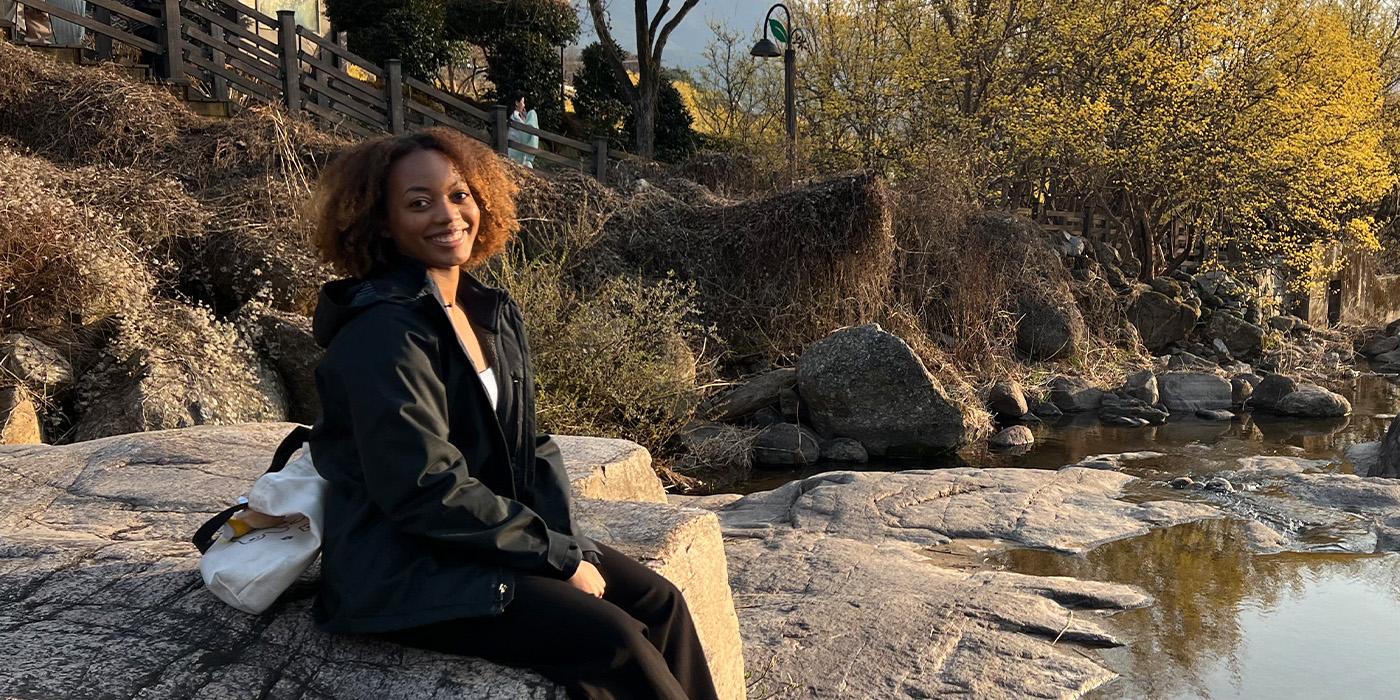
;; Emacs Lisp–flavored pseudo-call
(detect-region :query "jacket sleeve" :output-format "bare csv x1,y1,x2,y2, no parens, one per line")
532,433,602,559
328,312,583,579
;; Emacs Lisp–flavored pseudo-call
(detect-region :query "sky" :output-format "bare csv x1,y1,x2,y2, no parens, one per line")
574,0,769,71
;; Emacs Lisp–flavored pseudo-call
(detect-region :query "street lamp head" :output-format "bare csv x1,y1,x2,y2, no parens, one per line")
749,37,782,58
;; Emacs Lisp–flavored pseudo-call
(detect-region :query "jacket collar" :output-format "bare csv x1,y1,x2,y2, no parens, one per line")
367,253,505,332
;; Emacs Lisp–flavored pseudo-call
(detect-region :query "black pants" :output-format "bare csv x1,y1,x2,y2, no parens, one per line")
381,543,720,700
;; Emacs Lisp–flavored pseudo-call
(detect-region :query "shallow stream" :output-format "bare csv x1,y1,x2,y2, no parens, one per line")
741,374,1400,698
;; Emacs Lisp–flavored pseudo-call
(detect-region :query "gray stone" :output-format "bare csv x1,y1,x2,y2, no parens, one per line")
558,435,667,503
0,425,746,700
1127,290,1200,352
1157,372,1231,412
1231,374,1259,407
716,468,1220,554
1100,393,1169,425
797,324,965,457
1207,312,1266,359
777,387,803,422
1048,376,1104,413
1278,473,1400,551
0,333,73,398
1123,369,1159,405
1273,385,1352,418
1233,455,1333,477
987,380,1029,418
1150,277,1184,298
1268,315,1299,333
1196,409,1235,421
1167,351,1216,371
703,367,796,422
1385,318,1400,337
989,425,1035,448
1376,414,1400,478
1032,400,1063,419
820,437,868,463
1103,415,1150,427
1361,334,1400,358
236,307,322,425
752,422,822,466
1347,441,1382,477
1169,477,1196,489
1015,293,1086,360
1250,374,1297,412
1204,477,1235,493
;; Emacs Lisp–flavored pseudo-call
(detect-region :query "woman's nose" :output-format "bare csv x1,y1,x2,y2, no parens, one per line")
431,197,459,223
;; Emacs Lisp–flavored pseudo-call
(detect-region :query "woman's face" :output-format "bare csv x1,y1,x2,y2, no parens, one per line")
515,97,526,113
382,149,479,270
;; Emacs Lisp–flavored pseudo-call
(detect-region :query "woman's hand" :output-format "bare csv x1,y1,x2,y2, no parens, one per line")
567,560,606,598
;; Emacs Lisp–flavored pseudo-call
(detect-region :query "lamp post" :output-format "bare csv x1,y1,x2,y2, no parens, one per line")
750,3,801,178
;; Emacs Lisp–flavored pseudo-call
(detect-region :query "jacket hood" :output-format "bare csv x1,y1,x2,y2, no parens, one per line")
312,255,505,348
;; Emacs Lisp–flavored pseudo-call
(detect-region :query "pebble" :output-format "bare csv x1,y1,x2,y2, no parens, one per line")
1204,477,1235,494
1169,476,1197,489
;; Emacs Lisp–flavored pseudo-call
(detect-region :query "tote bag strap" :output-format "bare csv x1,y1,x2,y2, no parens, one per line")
192,425,313,554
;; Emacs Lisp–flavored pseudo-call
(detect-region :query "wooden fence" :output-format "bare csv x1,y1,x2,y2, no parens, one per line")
1013,207,1123,240
6,0,619,180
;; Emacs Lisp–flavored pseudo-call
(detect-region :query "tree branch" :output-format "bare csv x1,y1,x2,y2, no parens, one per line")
585,0,637,101
654,0,700,67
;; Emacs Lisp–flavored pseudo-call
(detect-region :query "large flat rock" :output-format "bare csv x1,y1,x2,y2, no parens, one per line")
0,424,740,699
716,467,1220,554
556,434,665,503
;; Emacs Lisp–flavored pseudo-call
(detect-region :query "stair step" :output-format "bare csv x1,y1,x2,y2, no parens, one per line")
23,44,83,64
183,99,231,118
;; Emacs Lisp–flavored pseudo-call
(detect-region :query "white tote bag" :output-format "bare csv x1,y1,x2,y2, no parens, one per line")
194,426,327,614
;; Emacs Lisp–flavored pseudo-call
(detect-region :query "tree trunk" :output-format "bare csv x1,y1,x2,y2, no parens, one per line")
633,86,657,159
1136,213,1157,282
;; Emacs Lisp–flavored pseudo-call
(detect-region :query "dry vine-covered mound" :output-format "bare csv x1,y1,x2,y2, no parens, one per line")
595,172,895,360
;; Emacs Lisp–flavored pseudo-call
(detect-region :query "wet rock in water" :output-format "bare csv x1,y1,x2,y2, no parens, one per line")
1048,376,1104,413
1231,373,1260,407
1373,348,1400,373
1249,374,1297,411
820,437,868,463
990,425,1035,449
752,422,822,467
1100,393,1169,426
1346,441,1382,477
0,333,73,398
1123,369,1159,405
1169,476,1197,489
987,380,1029,419
1157,372,1232,413
1127,290,1200,352
1360,334,1400,358
1196,409,1235,421
1072,456,1124,470
726,530,1144,699
1031,400,1063,419
703,367,796,422
1103,415,1150,427
797,324,966,457
1207,312,1266,360
1234,455,1333,477
0,383,42,445
1273,385,1352,418
1204,477,1236,493
1015,292,1087,361
1242,520,1290,553
1376,415,1400,479
1278,473,1400,552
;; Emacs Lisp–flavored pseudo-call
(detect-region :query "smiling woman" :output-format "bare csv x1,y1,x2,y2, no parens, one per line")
304,127,719,699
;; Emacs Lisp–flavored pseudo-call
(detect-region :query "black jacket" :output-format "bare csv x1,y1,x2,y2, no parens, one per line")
308,255,598,634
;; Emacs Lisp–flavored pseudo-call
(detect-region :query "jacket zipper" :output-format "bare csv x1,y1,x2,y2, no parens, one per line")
435,299,513,486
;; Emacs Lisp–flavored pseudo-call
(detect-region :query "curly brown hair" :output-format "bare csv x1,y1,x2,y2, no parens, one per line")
313,127,519,278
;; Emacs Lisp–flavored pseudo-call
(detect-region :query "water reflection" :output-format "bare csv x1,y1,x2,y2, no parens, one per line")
992,520,1400,698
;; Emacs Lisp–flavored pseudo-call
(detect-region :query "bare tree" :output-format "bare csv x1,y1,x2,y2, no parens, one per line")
585,0,700,158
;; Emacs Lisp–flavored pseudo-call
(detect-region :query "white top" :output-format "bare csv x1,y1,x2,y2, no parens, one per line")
477,366,499,410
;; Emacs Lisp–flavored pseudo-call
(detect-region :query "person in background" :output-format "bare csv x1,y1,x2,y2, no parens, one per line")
46,0,86,46
508,93,540,168
4,2,53,44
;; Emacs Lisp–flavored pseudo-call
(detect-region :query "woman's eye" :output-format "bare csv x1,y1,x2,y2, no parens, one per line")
409,200,428,209
451,190,472,203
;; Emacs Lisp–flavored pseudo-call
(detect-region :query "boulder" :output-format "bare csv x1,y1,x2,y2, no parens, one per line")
1231,374,1259,407
987,380,1029,419
1015,293,1086,360
1157,372,1231,412
72,305,288,442
1375,349,1400,373
703,368,796,423
752,423,822,467
1207,312,1266,360
0,333,73,398
1385,318,1400,337
1122,369,1159,405
1167,350,1216,371
1361,334,1400,358
1249,374,1297,412
0,383,42,444
1127,291,1199,352
797,324,966,457
820,437,868,463
1196,409,1235,421
0,425,745,700
1376,419,1400,479
558,435,667,503
1149,277,1184,298
1272,385,1352,418
236,308,323,425
1267,315,1298,333
1047,376,1104,413
1099,393,1169,425
989,425,1035,448
1031,400,1063,419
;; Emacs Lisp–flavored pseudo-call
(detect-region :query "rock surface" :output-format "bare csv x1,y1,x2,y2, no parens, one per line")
1376,414,1400,478
988,379,1029,418
0,383,42,444
237,308,323,426
797,324,965,457
0,332,73,398
1015,293,1086,360
703,368,796,423
752,423,822,466
1207,312,1265,359
0,424,744,700
557,435,666,503
1272,385,1352,418
819,437,868,463
1123,369,1159,405
1048,376,1105,413
1127,290,1199,352
1157,372,1231,412
989,425,1035,448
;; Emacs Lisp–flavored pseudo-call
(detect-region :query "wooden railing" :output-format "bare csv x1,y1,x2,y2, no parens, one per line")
1014,207,1123,240
8,0,615,180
